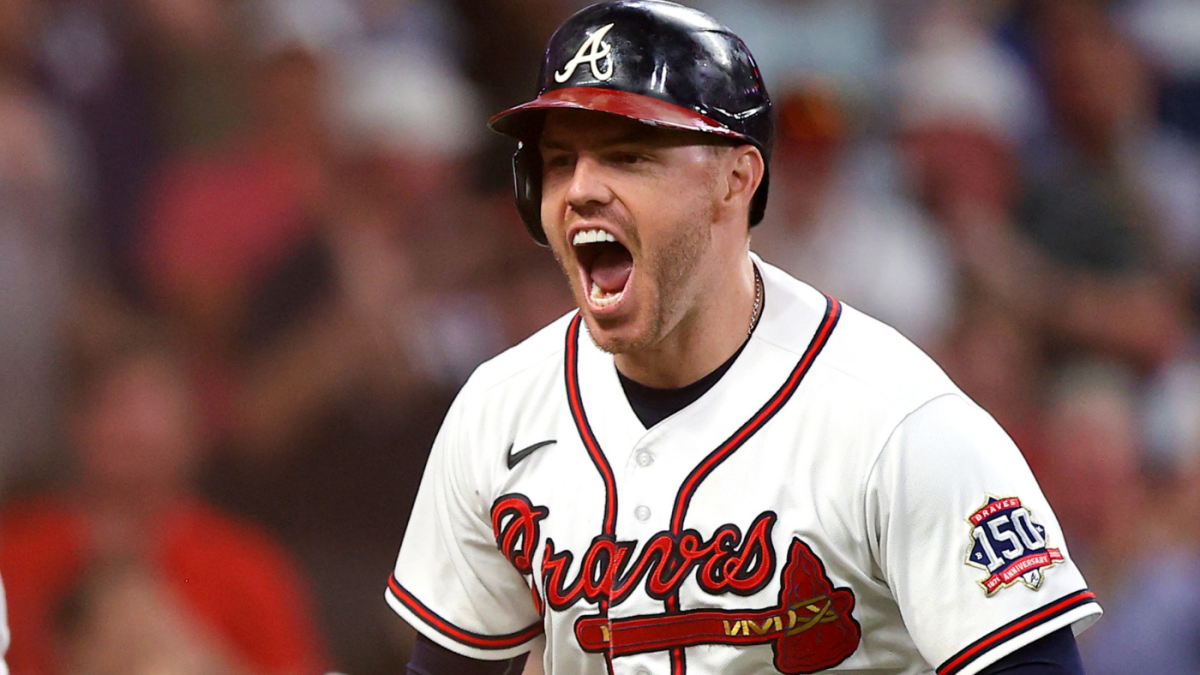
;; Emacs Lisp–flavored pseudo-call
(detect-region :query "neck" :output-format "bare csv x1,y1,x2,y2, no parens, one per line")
614,249,757,389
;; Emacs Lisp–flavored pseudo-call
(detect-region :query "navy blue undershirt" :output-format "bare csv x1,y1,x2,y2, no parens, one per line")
408,635,526,675
981,627,1085,673
616,335,748,428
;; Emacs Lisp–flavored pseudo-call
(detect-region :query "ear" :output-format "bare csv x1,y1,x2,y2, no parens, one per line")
721,145,765,219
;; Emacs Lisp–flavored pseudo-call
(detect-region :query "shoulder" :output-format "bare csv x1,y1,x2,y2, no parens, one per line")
755,259,963,421
429,312,575,484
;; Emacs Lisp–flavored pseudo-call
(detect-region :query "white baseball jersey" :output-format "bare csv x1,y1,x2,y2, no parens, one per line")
387,257,1101,675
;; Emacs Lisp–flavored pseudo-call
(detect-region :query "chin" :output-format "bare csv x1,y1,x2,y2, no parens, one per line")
587,332,638,355
580,311,653,355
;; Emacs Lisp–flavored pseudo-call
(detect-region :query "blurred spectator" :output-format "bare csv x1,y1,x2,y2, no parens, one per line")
939,299,1046,457
694,0,888,96
1035,358,1200,674
34,2,161,290
131,2,336,458
0,320,326,675
0,0,83,496
892,12,1048,444
55,561,255,675
195,34,566,675
1081,548,1200,674
1037,360,1146,578
1142,354,1200,474
136,41,326,354
899,6,1188,400
448,0,578,189
751,82,957,351
36,0,260,291
1016,0,1191,365
222,39,508,458
1116,0,1200,315
1118,0,1200,142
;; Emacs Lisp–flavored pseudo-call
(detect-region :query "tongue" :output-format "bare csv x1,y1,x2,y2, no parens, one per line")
590,247,633,294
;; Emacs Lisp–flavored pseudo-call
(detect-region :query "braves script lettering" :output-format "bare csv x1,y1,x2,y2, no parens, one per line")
491,495,861,672
554,23,616,83
542,513,777,608
493,495,774,609
491,496,860,671
492,494,549,574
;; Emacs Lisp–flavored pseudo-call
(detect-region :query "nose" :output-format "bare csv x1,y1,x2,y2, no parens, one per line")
564,155,614,214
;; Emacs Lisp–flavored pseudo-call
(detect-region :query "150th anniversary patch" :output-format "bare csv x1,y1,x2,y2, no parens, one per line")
965,496,1063,596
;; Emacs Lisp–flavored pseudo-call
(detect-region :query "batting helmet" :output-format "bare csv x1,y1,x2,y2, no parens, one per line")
488,0,773,246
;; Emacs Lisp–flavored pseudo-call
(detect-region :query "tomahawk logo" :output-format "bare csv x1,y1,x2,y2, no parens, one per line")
574,539,861,675
555,23,616,83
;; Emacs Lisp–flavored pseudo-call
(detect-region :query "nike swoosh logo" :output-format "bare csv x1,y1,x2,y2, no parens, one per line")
507,440,556,469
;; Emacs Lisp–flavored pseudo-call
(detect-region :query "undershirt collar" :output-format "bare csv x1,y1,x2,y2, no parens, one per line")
616,334,751,429
615,263,765,429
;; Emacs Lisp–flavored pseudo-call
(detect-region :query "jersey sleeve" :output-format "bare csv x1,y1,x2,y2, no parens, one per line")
866,393,1101,675
386,388,544,660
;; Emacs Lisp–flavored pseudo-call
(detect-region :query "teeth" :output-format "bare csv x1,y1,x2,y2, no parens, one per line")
590,281,623,307
573,229,617,246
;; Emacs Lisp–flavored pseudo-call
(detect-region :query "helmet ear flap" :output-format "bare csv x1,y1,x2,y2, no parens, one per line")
513,142,549,246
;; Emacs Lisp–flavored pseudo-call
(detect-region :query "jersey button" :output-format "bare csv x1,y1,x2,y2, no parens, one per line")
635,450,653,467
634,505,651,521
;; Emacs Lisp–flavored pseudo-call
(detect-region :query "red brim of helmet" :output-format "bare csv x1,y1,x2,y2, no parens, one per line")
488,87,744,141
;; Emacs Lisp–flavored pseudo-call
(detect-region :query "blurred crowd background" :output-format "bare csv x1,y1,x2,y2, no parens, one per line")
0,0,1198,673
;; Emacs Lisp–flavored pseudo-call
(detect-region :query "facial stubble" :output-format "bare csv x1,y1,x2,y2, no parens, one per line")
553,169,719,357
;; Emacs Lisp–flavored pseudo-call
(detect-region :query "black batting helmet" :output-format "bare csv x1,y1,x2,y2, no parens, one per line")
488,0,773,246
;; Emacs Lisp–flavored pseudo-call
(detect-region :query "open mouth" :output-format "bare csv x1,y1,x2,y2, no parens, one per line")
573,228,633,309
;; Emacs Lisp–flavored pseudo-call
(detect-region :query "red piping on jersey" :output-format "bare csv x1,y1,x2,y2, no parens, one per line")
937,590,1098,675
670,295,841,532
565,313,619,675
664,294,840,675
566,314,619,536
387,574,544,650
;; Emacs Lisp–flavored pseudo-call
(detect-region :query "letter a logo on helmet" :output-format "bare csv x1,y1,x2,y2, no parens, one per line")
555,23,616,83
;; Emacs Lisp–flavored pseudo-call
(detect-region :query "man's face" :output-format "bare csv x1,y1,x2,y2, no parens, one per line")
74,354,198,499
539,109,727,354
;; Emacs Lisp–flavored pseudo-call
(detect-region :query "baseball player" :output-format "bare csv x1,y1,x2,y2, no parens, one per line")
386,2,1101,674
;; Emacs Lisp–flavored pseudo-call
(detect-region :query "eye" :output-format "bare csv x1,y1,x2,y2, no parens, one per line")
616,152,643,165
543,153,574,171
